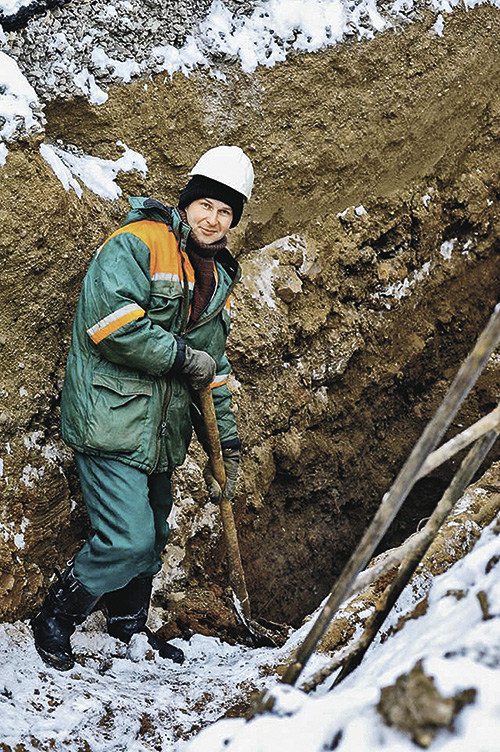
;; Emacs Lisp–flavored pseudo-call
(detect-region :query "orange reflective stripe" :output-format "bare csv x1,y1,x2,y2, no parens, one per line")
87,304,145,344
210,375,228,389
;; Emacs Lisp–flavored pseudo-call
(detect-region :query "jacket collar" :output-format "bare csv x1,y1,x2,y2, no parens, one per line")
128,197,191,246
127,197,240,283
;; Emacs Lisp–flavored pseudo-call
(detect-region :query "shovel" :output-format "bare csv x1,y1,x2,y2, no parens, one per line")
198,385,288,648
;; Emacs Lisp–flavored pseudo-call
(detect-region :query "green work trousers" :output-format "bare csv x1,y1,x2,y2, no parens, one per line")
72,452,173,598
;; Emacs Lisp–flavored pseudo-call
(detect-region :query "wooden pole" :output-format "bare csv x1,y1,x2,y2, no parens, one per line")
276,303,500,691
331,427,499,687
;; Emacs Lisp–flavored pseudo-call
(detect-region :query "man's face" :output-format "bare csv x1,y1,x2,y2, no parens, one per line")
185,198,233,245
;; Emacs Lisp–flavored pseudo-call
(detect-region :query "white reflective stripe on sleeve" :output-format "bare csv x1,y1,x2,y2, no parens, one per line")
87,303,145,344
151,272,194,289
210,374,229,389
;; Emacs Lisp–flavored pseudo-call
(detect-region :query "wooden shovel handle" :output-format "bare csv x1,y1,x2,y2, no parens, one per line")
198,386,226,490
198,386,251,620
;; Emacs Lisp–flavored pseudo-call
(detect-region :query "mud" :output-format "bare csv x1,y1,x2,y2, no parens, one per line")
0,6,499,633
377,659,476,748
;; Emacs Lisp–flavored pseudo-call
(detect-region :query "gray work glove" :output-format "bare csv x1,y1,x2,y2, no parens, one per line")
180,345,216,390
203,447,240,504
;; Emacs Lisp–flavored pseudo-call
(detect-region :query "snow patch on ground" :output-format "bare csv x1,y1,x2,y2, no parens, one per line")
183,516,500,752
0,516,498,751
0,612,329,751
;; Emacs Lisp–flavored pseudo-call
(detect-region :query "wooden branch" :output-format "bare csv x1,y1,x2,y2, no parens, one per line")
346,403,500,598
348,534,420,596
302,427,499,695
417,404,500,480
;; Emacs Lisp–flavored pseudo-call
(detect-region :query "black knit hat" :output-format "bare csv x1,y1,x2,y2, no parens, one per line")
178,175,245,228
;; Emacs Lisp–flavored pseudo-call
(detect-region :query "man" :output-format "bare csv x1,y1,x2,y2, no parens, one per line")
31,145,254,670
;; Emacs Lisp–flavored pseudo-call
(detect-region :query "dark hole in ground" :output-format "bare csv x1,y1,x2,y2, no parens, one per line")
239,364,500,629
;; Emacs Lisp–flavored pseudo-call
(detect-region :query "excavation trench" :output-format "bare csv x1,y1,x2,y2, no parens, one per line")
0,6,499,638
163,258,500,636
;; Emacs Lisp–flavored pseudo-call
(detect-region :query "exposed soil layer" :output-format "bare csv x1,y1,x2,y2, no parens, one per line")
1,6,499,635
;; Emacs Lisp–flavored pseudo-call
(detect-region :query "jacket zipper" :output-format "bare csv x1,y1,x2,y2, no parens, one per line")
150,211,236,473
151,380,172,473
181,269,239,336
152,232,189,474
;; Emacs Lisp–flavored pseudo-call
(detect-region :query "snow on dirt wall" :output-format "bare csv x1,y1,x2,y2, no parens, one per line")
1,0,500,150
1,1,500,749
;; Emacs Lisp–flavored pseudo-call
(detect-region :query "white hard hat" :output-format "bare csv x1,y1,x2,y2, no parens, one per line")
190,145,254,200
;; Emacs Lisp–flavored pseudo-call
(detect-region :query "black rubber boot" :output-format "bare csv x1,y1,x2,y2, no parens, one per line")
31,565,99,671
105,577,184,664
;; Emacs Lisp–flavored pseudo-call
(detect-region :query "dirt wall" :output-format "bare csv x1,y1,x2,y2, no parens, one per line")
1,6,499,629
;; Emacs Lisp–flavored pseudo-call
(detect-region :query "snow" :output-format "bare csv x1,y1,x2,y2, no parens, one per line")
39,143,84,198
73,67,109,105
433,12,446,35
373,260,432,301
0,516,29,549
338,203,368,219
0,515,498,750
2,0,500,183
0,0,31,14
183,517,500,752
0,50,41,141
21,462,44,487
195,0,352,73
40,140,148,199
440,238,457,260
0,617,317,750
91,46,142,83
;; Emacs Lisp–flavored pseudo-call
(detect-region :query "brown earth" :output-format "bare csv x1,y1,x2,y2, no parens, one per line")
0,5,499,637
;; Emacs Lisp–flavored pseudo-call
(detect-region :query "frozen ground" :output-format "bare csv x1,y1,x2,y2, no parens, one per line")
185,512,500,752
2,0,500,188
0,511,498,751
2,0,500,152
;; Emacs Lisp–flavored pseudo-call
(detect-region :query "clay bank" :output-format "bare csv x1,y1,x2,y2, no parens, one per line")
0,0,499,648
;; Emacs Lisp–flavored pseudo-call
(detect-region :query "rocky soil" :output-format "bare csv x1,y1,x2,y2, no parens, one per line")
0,2,499,646
2,0,259,102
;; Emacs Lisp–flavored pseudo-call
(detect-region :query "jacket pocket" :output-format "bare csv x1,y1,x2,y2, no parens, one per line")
85,372,153,453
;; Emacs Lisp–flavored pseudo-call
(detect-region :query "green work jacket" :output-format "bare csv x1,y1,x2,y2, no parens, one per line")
61,198,240,474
